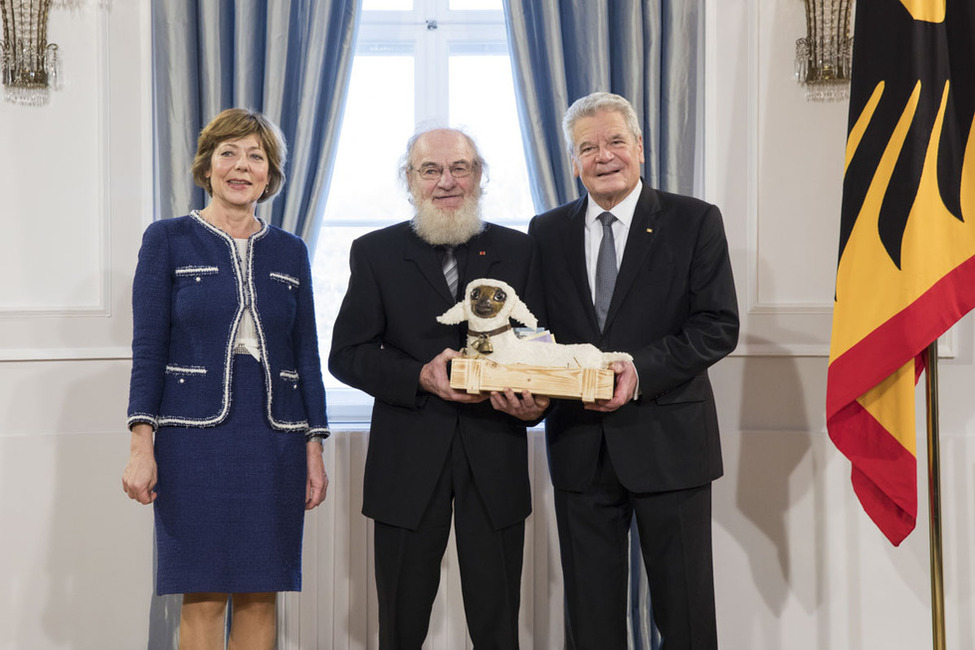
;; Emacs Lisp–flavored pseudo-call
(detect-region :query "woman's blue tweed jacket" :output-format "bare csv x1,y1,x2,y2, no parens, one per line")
126,211,330,440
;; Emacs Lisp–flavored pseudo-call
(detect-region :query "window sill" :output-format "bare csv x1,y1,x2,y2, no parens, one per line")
325,386,375,428
325,386,546,434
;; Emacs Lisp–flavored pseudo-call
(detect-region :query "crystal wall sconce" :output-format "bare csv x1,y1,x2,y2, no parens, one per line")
795,0,855,101
1,0,60,106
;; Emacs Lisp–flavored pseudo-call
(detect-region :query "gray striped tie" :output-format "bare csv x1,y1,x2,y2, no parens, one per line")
443,246,459,298
594,212,618,330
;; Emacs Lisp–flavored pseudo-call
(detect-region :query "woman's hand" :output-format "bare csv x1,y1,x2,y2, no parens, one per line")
305,440,328,510
122,424,157,504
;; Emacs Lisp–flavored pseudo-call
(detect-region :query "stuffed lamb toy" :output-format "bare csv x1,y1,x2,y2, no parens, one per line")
437,278,632,369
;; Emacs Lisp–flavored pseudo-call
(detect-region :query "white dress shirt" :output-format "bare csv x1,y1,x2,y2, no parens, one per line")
584,180,643,305
234,238,262,361
583,181,643,399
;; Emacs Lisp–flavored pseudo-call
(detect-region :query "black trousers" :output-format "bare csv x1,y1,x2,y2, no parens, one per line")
555,437,718,650
373,431,525,650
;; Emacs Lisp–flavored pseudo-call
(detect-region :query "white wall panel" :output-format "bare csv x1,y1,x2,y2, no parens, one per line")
0,430,154,649
709,353,975,650
708,0,841,356
0,0,151,361
752,0,848,313
0,359,152,650
0,9,105,313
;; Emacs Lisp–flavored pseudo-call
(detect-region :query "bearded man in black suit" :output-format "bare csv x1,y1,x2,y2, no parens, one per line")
329,127,548,649
528,92,739,650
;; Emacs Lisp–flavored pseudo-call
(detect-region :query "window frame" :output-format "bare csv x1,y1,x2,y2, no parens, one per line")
319,0,528,428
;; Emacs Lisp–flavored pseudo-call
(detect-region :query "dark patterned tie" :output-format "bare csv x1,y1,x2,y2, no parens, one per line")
442,246,459,299
594,212,618,330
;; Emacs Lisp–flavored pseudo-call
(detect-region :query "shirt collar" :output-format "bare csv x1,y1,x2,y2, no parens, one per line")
584,180,643,230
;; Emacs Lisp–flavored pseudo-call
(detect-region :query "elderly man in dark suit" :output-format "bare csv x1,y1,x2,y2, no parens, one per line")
329,127,548,649
528,92,739,650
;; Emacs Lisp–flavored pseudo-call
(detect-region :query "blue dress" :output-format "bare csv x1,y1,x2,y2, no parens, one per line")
152,354,306,595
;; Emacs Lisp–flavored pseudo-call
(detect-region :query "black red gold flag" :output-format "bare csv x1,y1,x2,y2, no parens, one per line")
827,0,975,546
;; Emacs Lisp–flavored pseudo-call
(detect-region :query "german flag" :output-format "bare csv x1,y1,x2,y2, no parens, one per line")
827,0,975,546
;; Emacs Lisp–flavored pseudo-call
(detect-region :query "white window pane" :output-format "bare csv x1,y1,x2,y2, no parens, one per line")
313,226,380,389
449,0,502,10
449,53,534,228
364,0,413,10
314,54,416,388
321,54,415,224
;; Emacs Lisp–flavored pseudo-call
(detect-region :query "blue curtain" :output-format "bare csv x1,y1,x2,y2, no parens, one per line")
152,0,361,246
502,1,705,648
503,0,703,212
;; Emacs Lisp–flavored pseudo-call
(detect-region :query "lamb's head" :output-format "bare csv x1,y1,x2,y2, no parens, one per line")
470,283,508,320
436,277,538,329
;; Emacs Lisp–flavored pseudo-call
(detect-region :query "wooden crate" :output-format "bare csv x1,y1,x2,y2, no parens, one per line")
449,357,614,403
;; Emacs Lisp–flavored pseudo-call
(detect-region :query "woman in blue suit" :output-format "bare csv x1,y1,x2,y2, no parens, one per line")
122,108,330,650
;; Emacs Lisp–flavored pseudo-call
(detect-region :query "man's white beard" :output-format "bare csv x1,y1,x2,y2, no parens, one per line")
411,191,484,247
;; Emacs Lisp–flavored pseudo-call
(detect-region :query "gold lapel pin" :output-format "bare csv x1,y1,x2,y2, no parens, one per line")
646,228,653,233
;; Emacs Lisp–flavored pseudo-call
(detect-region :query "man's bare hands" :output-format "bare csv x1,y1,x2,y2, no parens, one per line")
585,360,636,412
490,388,550,421
419,348,489,403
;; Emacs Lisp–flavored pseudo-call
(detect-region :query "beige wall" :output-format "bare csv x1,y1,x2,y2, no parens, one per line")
2,0,974,648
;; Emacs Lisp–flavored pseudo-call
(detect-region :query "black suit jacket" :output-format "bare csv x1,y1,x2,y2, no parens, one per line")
528,184,739,493
329,221,541,530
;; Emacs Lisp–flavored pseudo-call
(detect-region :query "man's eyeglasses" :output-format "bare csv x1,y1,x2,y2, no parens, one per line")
411,162,477,181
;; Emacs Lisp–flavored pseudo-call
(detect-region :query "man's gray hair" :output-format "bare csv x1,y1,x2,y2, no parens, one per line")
562,92,642,157
399,126,490,196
